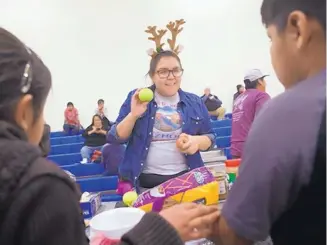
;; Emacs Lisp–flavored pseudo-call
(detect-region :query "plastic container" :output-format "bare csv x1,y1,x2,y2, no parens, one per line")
205,164,228,201
225,159,241,185
90,208,145,239
216,172,228,200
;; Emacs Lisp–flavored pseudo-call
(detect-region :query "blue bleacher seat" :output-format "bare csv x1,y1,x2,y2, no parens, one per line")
50,142,83,155
50,130,84,138
213,126,231,137
225,113,232,119
215,136,231,148
210,116,217,121
50,135,84,146
101,194,122,202
48,153,81,166
224,147,232,159
77,176,118,192
62,163,105,177
211,119,232,128
50,131,66,138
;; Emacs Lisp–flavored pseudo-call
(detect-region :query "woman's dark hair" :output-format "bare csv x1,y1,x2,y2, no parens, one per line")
67,102,74,107
97,99,104,104
147,50,182,77
236,84,243,92
0,28,51,123
91,114,102,126
261,0,326,32
244,79,259,89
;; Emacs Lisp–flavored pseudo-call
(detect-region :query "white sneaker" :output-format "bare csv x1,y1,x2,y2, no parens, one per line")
80,158,88,164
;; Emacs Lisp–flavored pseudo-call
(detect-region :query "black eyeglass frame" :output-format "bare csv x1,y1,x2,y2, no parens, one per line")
156,68,184,79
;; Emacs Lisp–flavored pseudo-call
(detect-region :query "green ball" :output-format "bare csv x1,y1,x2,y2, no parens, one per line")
138,88,154,102
123,191,138,206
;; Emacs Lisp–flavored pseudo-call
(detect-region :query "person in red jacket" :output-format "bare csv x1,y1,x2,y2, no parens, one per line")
63,102,81,135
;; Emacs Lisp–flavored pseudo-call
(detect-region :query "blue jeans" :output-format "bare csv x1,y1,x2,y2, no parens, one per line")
63,124,80,135
80,145,105,160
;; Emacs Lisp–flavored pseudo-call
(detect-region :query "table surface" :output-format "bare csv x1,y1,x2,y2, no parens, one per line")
86,201,273,245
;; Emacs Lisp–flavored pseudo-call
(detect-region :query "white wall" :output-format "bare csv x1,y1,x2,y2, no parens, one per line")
0,0,284,131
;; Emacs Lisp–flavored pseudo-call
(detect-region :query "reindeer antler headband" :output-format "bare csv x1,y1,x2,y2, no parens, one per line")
145,19,186,58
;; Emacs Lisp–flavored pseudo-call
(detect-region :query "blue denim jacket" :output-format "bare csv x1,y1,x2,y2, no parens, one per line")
108,86,216,189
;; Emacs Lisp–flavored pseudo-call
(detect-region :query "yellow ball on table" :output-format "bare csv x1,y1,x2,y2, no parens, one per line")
123,191,138,207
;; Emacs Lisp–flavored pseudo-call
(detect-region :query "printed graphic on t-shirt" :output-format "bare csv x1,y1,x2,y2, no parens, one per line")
153,103,182,142
232,94,249,122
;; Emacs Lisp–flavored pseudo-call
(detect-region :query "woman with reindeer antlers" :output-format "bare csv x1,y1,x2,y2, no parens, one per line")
0,25,215,245
108,19,215,194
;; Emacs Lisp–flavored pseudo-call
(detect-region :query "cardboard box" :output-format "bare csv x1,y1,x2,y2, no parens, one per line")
80,192,101,219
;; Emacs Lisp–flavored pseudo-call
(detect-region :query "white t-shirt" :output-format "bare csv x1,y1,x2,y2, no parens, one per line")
143,91,188,175
94,107,109,118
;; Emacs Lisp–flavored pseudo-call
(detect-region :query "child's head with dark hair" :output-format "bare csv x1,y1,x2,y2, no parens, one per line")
91,114,102,129
97,99,104,109
261,0,326,89
236,84,245,93
0,28,52,145
147,50,184,97
244,78,266,92
66,102,74,110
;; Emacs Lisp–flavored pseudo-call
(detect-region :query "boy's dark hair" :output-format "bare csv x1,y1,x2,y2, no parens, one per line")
147,50,182,77
67,102,74,107
0,28,52,123
261,0,326,32
244,79,259,90
91,114,102,126
97,99,104,104
236,84,243,91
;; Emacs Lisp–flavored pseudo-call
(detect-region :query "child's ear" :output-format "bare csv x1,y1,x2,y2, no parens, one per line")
14,94,34,130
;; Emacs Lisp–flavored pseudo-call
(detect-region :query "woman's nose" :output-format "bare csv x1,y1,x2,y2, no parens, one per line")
167,72,175,80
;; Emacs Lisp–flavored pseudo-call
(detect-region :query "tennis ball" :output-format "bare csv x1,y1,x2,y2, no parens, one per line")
123,191,138,207
138,88,154,102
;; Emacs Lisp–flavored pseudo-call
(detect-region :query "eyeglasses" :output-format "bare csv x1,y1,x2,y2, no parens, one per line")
156,68,184,79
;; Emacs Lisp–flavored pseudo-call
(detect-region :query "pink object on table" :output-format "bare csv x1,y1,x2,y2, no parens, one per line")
90,233,120,245
116,180,133,195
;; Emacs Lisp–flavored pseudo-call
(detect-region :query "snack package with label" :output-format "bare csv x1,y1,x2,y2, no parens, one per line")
133,167,219,212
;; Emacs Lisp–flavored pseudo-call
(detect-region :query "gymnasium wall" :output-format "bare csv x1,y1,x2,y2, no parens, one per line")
0,0,284,130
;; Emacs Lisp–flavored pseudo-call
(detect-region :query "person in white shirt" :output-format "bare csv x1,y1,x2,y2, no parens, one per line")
94,99,109,118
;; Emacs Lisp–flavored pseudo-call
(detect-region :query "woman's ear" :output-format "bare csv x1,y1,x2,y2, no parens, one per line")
14,94,34,130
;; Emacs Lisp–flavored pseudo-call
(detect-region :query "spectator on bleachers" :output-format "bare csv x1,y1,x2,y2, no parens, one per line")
231,69,270,158
95,99,114,130
80,115,108,163
39,123,50,157
63,102,81,135
201,87,226,120
94,99,108,118
108,49,215,194
102,143,126,175
233,84,245,102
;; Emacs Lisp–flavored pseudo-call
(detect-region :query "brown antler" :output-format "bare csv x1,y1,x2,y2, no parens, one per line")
145,26,167,56
166,19,186,53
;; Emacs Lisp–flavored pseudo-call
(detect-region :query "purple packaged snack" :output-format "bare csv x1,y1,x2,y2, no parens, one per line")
133,167,218,212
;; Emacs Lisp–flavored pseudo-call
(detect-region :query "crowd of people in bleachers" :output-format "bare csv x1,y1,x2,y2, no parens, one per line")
58,66,269,167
